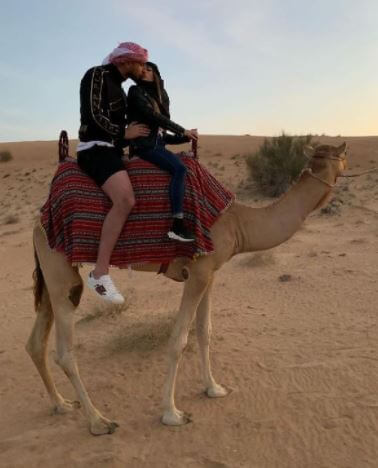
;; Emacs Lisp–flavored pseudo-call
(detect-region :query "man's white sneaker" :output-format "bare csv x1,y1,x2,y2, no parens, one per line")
87,272,125,305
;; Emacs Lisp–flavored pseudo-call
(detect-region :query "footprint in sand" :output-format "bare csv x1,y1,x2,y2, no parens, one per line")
322,414,353,429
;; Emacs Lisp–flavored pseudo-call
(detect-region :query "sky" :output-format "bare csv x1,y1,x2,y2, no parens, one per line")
0,0,377,142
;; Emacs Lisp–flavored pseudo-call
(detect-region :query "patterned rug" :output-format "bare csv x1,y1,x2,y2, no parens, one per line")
40,154,235,268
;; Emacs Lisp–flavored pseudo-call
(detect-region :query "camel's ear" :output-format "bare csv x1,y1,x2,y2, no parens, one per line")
303,145,315,159
338,142,347,154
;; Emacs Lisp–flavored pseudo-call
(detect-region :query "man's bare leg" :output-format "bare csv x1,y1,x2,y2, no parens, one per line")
87,170,135,303
93,170,135,277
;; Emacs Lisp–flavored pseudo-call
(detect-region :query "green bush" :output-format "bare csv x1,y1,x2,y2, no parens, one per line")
246,133,316,197
0,151,13,162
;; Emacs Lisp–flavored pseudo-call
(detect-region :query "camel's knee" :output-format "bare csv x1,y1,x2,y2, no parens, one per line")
197,326,211,346
55,350,76,377
197,314,212,334
26,335,49,365
25,339,40,362
170,335,189,361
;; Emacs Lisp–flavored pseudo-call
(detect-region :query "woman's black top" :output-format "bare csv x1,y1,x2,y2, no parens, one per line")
127,81,189,152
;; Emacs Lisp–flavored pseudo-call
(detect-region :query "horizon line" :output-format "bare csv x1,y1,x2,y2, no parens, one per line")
1,133,378,145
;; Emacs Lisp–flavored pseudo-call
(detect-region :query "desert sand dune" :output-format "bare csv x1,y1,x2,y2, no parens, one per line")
0,135,377,467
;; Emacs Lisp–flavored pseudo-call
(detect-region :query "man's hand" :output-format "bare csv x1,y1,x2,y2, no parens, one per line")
184,129,198,141
125,122,150,140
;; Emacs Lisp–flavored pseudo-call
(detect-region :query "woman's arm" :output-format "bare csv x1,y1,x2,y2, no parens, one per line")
163,133,191,145
128,86,187,136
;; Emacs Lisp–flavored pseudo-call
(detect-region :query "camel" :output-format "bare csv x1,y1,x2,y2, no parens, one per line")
28,142,347,435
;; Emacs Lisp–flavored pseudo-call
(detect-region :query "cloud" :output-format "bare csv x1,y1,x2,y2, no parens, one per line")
116,1,281,72
121,4,228,68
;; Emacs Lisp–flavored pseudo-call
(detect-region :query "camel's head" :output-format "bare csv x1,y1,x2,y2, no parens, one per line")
304,142,348,179
302,142,347,210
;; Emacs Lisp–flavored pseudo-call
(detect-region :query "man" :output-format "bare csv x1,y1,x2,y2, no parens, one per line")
77,42,150,304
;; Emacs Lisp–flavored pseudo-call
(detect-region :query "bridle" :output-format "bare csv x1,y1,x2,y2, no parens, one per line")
302,151,347,188
304,150,378,187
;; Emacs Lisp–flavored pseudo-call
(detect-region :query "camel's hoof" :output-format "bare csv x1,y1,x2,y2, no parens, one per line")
161,409,192,426
90,418,119,436
205,384,229,398
52,399,81,415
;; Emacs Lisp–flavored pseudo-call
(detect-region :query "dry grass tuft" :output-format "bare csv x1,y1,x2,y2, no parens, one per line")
76,308,104,324
0,151,12,163
240,252,276,268
107,313,196,355
320,197,343,216
109,316,175,354
2,214,19,225
77,289,134,325
279,274,293,282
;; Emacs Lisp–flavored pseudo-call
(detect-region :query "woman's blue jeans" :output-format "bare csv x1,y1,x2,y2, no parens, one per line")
138,141,187,216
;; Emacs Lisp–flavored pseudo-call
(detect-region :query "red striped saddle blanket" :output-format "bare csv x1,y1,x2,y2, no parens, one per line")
40,154,234,268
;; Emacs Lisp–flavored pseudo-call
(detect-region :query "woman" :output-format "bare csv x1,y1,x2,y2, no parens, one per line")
127,62,198,242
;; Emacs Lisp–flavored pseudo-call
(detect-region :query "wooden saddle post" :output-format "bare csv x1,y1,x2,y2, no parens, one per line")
58,130,69,162
191,138,198,160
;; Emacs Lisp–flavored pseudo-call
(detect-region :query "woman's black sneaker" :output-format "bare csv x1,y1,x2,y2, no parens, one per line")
168,219,195,242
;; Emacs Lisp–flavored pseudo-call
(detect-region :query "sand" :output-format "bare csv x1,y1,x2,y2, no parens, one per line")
0,135,377,468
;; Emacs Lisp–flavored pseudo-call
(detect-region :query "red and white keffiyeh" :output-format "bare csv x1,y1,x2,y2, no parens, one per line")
102,42,148,65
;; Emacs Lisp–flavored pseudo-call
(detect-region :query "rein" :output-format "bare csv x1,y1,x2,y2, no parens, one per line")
303,168,336,188
340,167,378,178
301,153,345,188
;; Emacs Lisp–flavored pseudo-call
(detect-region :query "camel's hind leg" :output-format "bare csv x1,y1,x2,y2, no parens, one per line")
52,295,118,435
32,225,118,435
196,278,228,398
161,261,212,426
26,274,80,414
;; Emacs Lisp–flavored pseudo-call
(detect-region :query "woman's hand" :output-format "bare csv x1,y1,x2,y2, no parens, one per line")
184,129,198,140
125,122,150,139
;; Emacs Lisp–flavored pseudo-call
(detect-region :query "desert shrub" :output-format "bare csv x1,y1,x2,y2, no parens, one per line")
246,133,316,197
0,151,13,162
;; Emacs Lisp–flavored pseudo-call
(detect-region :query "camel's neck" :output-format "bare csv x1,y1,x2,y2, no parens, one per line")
233,170,333,254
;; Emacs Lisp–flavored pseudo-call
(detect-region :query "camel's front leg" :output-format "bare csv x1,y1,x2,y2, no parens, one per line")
196,278,228,398
53,300,119,435
161,268,211,426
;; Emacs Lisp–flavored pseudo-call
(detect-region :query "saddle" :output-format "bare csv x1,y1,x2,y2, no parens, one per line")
40,133,234,268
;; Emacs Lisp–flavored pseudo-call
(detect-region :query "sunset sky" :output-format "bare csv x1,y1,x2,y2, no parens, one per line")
1,0,377,142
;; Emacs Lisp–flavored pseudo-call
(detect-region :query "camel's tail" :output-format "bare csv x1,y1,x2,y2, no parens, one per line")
33,248,45,311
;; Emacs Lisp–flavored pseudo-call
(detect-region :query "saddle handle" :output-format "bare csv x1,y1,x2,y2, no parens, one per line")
191,138,198,160
59,130,69,162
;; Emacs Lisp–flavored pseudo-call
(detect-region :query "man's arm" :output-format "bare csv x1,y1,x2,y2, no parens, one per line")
89,67,123,139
